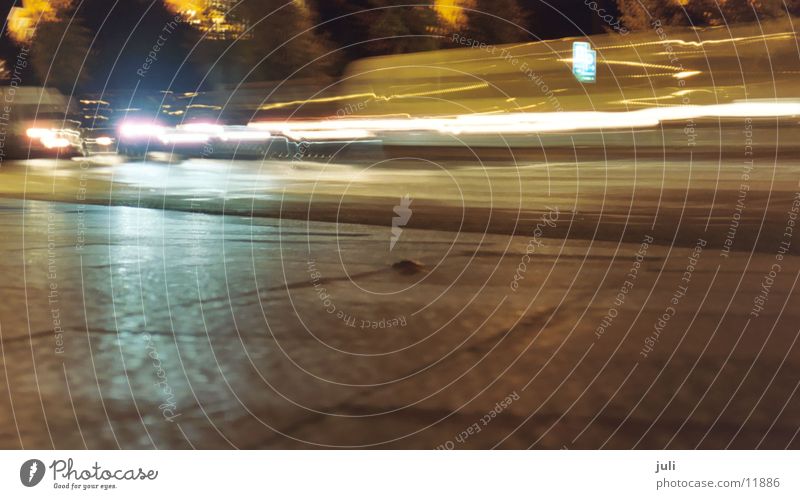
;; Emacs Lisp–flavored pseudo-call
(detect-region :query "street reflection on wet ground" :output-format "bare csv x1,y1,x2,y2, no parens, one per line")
0,154,799,448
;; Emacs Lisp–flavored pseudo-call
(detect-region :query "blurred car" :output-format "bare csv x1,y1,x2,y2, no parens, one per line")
0,86,83,159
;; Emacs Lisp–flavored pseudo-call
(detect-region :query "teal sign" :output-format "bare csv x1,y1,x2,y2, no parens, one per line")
572,41,596,83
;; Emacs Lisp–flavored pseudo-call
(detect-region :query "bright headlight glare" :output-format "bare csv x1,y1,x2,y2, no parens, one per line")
26,128,52,139
41,136,71,149
119,122,164,138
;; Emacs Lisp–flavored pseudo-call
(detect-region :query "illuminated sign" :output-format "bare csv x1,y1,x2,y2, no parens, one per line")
572,41,597,83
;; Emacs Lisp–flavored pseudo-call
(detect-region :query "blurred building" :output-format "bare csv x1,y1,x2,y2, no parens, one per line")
164,0,249,40
6,0,70,44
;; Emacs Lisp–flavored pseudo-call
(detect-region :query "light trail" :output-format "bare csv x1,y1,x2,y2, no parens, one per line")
247,101,800,139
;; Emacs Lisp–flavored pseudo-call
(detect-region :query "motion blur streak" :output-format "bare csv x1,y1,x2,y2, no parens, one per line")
248,101,800,137
595,31,796,50
256,82,491,111
119,123,165,138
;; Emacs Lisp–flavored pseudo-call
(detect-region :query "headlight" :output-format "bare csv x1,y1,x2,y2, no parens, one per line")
119,122,164,138
41,136,71,149
26,128,51,139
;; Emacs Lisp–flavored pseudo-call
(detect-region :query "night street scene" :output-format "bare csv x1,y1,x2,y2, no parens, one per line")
2,0,800,452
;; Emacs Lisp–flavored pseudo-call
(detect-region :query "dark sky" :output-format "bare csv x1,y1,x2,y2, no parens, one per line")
1,0,621,89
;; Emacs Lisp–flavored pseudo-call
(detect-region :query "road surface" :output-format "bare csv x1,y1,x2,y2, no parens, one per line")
0,151,799,448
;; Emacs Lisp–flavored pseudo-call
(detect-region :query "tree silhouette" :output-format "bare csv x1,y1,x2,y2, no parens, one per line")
311,0,444,59
365,1,442,55
232,0,334,81
465,0,529,44
615,0,687,30
617,0,800,30
30,15,92,93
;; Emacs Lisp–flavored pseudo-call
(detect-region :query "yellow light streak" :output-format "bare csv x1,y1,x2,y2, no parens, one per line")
249,101,800,137
257,82,490,111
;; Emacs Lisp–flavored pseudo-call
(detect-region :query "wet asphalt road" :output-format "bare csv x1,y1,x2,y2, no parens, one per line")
0,153,799,449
